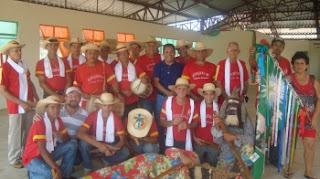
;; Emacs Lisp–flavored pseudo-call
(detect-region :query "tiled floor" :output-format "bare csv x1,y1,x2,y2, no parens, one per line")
0,85,319,178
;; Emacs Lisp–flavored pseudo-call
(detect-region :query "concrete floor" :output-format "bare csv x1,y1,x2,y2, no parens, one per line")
0,85,319,178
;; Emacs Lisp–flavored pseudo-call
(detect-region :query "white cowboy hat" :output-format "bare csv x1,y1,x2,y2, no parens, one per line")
41,37,60,49
94,92,117,105
1,40,25,54
125,40,145,52
81,43,100,53
112,44,129,54
197,83,221,97
168,77,196,91
63,37,86,49
188,42,213,58
35,95,63,114
144,37,162,47
127,108,153,138
175,39,193,49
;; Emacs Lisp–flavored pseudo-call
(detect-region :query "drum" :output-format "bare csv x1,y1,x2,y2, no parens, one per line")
130,78,153,98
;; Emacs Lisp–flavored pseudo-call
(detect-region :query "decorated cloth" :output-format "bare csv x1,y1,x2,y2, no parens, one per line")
82,147,199,179
36,57,72,91
175,56,196,66
0,59,35,114
290,74,317,138
135,54,162,100
181,61,216,96
22,116,67,166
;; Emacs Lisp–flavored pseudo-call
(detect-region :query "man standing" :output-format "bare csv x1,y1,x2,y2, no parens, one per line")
216,42,249,104
135,37,162,114
175,39,195,66
98,40,117,69
63,37,86,80
0,41,39,168
77,93,129,173
182,42,216,102
36,37,72,100
125,40,144,64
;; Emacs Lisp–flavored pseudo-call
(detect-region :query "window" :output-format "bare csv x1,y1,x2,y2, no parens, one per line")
39,24,70,58
117,33,135,44
0,20,18,65
155,37,178,56
82,29,105,44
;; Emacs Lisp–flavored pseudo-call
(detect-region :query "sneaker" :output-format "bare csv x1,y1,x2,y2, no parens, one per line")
10,161,23,168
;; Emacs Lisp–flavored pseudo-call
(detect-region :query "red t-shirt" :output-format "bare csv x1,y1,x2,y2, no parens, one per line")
278,57,292,75
160,97,199,141
124,118,159,138
175,56,196,66
181,61,216,96
35,58,72,91
81,110,125,140
0,62,35,114
135,54,161,100
73,61,116,95
22,117,67,166
63,56,85,81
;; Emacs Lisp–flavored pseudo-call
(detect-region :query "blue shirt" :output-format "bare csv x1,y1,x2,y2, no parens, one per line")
153,61,183,95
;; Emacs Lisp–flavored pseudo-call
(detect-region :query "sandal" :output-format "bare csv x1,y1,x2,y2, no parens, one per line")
304,175,317,179
284,172,294,178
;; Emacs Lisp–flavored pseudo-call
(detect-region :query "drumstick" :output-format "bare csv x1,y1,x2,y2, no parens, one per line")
202,140,220,149
133,138,140,146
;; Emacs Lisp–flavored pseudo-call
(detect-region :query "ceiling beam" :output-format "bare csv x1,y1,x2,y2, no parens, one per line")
313,0,320,38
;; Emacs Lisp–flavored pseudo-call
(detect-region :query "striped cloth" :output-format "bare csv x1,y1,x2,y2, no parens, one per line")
60,106,88,139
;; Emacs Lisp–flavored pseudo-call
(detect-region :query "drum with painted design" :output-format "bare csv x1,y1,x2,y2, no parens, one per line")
130,78,153,98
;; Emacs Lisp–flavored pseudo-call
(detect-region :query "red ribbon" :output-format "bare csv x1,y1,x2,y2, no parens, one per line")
298,107,307,137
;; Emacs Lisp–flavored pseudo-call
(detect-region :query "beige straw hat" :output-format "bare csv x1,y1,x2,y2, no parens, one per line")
94,92,117,105
112,44,129,53
198,83,221,97
188,42,213,58
175,39,193,49
1,40,25,54
127,108,153,138
168,77,196,91
125,40,145,52
35,95,63,114
144,37,162,47
81,43,100,53
41,37,59,49
63,37,86,49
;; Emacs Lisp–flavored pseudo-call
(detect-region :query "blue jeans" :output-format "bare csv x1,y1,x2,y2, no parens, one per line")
194,145,218,166
155,94,167,153
26,140,77,179
140,98,156,114
130,140,159,154
79,140,130,169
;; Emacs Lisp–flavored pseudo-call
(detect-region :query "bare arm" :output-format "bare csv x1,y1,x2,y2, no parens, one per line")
141,136,158,144
38,141,62,179
0,85,31,111
248,46,257,68
111,82,120,94
30,80,39,102
113,135,125,149
63,73,72,94
311,79,320,129
215,81,228,100
153,78,174,96
37,76,58,96
187,90,203,102
159,117,182,128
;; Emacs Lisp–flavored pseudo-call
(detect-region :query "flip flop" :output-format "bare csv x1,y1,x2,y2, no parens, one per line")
284,172,294,178
304,175,317,179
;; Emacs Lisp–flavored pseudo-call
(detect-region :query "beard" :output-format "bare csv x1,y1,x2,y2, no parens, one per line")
67,100,79,109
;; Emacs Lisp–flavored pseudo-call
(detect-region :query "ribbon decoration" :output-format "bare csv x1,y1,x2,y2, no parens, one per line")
298,107,307,137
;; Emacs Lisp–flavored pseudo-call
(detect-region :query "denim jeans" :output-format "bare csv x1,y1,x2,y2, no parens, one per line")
140,98,156,115
79,140,130,169
26,140,77,179
155,94,167,153
130,140,159,154
194,145,218,166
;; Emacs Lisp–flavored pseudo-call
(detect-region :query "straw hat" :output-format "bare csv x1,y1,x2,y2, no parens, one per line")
63,37,86,49
188,42,213,58
94,92,117,105
98,40,115,50
125,40,144,52
112,44,129,54
175,39,193,49
35,95,63,114
144,37,162,47
127,108,153,138
1,40,25,54
198,83,221,97
81,43,100,53
42,37,59,49
168,77,196,91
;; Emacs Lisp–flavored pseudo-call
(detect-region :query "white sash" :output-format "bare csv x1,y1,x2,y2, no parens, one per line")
96,109,115,143
44,55,65,78
165,96,194,151
114,61,136,82
200,100,219,128
44,113,59,153
225,58,244,96
7,57,28,113
67,53,86,70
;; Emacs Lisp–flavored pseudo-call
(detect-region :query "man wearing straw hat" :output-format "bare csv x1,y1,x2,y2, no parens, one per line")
77,93,129,173
160,78,199,151
73,43,120,112
135,37,162,114
36,37,72,100
22,95,77,179
0,40,39,168
181,42,217,102
125,40,144,64
63,37,86,80
98,40,117,69
175,39,196,66
113,43,146,119
193,83,221,166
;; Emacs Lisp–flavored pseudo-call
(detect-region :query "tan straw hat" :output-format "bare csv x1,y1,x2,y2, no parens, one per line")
168,77,196,91
176,39,193,49
144,37,162,47
127,108,153,138
1,40,25,54
125,40,145,52
198,83,221,97
188,42,213,58
112,44,129,53
98,40,115,50
94,92,117,105
81,43,100,53
35,95,63,114
42,37,59,49
63,37,86,49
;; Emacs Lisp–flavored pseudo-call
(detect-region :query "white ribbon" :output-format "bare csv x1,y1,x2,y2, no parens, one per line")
114,61,136,82
225,58,244,96
44,55,65,78
96,109,115,143
44,113,59,153
200,100,219,128
67,53,86,70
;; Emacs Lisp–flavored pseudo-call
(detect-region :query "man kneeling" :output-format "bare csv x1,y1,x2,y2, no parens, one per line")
77,93,129,173
22,96,77,179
